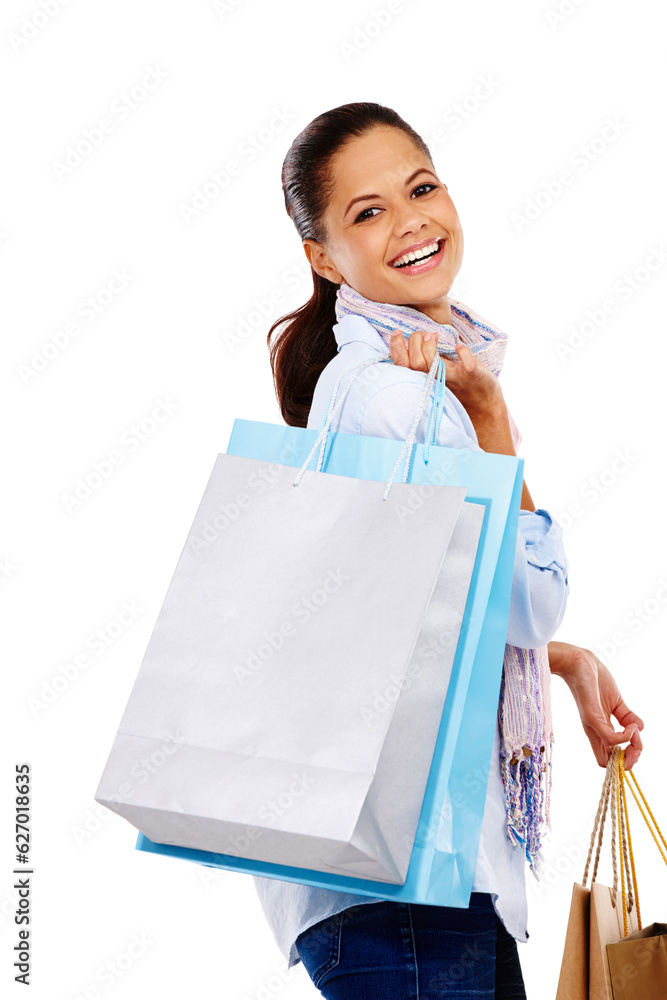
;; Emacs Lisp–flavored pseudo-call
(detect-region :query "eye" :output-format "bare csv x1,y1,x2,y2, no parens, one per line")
412,183,439,197
354,206,381,223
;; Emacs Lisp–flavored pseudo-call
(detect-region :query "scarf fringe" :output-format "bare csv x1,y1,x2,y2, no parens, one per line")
498,645,554,876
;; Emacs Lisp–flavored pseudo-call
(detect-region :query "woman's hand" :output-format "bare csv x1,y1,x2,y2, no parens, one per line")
388,329,504,418
548,641,644,769
388,327,533,510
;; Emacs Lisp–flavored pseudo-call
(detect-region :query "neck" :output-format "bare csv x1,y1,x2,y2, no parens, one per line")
408,297,453,327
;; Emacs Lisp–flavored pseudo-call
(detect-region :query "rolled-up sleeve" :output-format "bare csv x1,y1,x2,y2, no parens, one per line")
507,508,570,648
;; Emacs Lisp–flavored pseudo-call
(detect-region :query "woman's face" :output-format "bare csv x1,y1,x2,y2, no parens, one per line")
304,126,464,324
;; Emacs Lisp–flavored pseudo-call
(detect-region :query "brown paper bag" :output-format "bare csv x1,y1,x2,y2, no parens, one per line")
606,923,667,999
589,883,639,1000
555,882,639,1000
555,749,643,1000
555,883,590,1000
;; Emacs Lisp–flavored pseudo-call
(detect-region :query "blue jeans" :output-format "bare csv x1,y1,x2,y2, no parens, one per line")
295,893,527,999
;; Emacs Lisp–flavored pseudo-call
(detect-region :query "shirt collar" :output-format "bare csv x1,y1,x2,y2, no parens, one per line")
332,313,388,352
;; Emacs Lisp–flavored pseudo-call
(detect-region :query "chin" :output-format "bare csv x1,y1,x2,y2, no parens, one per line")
389,275,452,301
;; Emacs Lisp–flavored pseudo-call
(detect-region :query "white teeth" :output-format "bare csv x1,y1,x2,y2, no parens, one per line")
392,240,441,268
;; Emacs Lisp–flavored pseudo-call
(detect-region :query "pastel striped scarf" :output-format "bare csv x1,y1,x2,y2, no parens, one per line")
335,280,554,874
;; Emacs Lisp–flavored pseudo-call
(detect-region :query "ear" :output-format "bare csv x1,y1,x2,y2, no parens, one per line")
303,240,345,284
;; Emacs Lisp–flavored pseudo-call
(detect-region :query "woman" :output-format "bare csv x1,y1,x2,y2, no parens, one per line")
255,102,644,999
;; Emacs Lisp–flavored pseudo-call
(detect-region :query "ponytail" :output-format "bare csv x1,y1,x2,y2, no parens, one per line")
267,270,338,428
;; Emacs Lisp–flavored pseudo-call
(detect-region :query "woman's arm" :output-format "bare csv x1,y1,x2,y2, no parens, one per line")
389,331,535,510
547,641,644,769
463,395,536,512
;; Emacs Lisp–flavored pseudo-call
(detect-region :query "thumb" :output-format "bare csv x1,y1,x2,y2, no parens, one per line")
456,343,476,374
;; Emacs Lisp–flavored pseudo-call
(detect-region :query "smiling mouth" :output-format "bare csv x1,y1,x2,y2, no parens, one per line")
390,238,445,268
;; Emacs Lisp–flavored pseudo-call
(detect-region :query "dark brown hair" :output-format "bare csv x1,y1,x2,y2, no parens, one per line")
267,102,434,427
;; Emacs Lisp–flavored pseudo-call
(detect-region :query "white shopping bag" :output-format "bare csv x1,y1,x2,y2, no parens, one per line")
95,354,485,884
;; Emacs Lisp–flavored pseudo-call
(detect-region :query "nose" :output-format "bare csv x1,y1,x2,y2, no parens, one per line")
392,199,431,239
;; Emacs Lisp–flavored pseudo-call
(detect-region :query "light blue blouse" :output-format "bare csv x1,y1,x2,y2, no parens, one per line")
253,312,570,968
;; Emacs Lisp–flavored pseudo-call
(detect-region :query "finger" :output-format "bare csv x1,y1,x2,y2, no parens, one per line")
389,330,409,368
456,343,477,374
437,352,463,382
408,331,430,372
421,331,438,370
613,700,645,732
596,722,638,748
585,713,638,752
623,726,643,769
602,722,643,769
407,331,424,371
618,723,643,769
627,723,642,752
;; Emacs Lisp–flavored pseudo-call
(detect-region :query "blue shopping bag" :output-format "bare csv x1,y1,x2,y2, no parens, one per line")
135,351,523,907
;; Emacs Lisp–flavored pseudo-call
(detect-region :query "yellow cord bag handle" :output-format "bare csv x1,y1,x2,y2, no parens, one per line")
614,748,667,937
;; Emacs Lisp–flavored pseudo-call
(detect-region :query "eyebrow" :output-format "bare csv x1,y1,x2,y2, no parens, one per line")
343,167,438,218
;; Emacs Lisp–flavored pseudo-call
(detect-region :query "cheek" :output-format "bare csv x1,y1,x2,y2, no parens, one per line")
445,212,464,256
352,233,385,271
440,194,462,229
445,206,462,236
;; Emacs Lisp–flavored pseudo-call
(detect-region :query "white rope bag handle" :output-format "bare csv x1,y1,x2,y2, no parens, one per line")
292,349,444,501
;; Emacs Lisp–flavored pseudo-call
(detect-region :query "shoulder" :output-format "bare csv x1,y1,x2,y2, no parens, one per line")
307,316,433,438
358,373,480,451
306,314,397,434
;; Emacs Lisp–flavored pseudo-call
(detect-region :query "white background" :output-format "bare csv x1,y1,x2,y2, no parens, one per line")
2,1,666,997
